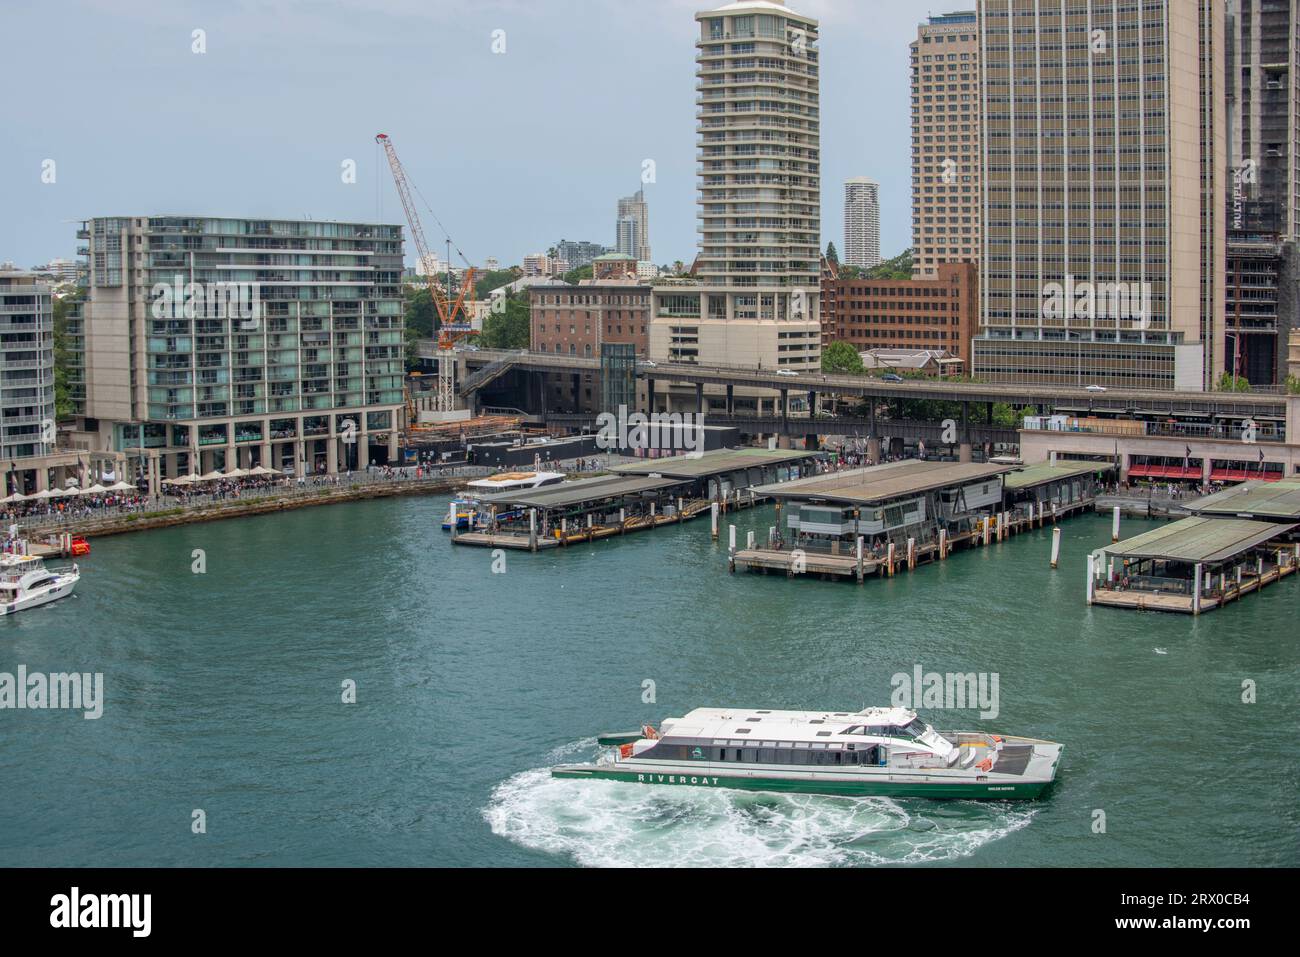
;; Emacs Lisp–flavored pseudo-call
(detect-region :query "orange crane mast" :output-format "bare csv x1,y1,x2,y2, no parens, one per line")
376,132,477,414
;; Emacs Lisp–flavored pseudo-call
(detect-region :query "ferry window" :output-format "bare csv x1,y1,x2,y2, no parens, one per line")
742,749,757,762
759,749,776,763
717,748,728,761
899,719,927,739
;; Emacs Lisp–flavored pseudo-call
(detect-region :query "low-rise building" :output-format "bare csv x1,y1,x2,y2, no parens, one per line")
821,261,977,367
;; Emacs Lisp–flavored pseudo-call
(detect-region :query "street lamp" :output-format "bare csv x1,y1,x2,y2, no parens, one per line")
1224,331,1242,383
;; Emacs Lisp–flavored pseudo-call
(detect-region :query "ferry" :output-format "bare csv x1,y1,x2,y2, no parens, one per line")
0,554,81,616
441,471,566,531
553,707,1062,800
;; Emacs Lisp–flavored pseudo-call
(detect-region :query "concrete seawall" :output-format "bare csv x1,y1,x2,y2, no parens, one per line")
20,478,460,542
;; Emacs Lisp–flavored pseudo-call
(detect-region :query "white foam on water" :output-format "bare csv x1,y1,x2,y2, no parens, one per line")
483,750,1038,868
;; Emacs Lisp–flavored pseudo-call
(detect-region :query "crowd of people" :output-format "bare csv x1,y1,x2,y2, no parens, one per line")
2,490,151,524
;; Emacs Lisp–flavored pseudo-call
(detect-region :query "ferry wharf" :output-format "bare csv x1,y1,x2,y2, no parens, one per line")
450,447,818,551
730,460,1111,582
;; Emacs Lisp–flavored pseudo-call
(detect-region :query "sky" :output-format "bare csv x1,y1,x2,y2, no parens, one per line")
0,0,927,270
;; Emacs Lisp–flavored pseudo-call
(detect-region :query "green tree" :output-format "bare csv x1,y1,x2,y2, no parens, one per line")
1287,374,1300,395
825,241,839,265
1215,371,1251,393
52,289,85,420
478,292,530,350
403,286,437,339
837,264,864,279
472,268,519,298
562,264,593,285
863,249,913,279
821,340,865,375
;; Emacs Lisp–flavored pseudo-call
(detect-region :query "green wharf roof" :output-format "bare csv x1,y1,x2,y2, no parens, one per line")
610,447,815,480
1104,517,1297,565
1186,479,1300,520
1003,462,1112,491
750,460,1013,506
478,475,684,509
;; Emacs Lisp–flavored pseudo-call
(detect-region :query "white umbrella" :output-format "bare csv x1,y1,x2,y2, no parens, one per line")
224,468,250,478
30,489,54,500
0,492,26,503
49,487,77,497
82,484,110,495
250,465,278,476
199,471,225,482
107,481,137,492
162,476,192,487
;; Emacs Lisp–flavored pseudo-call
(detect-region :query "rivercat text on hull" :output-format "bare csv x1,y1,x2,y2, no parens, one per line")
553,707,1062,800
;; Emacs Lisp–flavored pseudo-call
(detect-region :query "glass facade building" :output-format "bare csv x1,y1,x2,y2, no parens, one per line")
74,216,405,480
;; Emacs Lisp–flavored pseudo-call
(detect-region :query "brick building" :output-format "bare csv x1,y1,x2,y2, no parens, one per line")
820,261,978,369
529,280,651,360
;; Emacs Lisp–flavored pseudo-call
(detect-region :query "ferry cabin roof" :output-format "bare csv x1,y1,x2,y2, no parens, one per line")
660,706,927,745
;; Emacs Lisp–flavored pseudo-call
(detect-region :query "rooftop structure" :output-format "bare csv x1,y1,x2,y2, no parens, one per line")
1092,515,1300,614
1185,478,1300,520
753,460,1011,506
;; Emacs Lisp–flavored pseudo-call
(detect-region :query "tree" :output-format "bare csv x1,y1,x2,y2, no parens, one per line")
864,249,913,279
478,292,530,350
562,264,593,285
403,287,437,339
821,340,865,375
838,265,864,280
472,268,518,298
52,289,85,420
825,241,839,265
1287,374,1300,396
1215,371,1251,393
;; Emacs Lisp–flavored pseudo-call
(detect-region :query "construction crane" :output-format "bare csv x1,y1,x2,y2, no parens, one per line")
376,132,477,415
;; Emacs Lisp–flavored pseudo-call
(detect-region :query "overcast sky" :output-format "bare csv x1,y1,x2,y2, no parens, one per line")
1,0,927,269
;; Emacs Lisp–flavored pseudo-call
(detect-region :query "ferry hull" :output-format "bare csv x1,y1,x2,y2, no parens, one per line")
551,764,1055,800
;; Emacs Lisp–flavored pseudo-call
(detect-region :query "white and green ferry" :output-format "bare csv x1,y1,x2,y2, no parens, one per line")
553,707,1062,800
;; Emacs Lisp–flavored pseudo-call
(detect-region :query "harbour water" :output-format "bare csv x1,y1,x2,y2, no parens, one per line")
1,497,1296,867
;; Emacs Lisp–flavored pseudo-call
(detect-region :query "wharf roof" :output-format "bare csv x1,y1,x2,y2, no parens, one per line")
1004,462,1112,490
1185,479,1300,520
1104,516,1296,565
477,474,682,509
611,447,813,480
751,460,1012,506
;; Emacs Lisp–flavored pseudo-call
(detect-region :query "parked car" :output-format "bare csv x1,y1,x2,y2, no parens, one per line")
882,373,904,383
776,369,799,377
1085,384,1107,392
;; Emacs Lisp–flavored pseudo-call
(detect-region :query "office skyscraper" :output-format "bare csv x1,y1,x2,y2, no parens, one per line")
911,11,980,279
615,191,652,262
972,0,1226,391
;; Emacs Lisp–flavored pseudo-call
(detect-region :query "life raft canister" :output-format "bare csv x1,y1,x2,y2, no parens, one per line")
976,757,994,772
619,743,634,759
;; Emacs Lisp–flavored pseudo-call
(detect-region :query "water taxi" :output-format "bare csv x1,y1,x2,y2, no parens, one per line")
0,554,81,616
442,472,566,530
554,707,1062,800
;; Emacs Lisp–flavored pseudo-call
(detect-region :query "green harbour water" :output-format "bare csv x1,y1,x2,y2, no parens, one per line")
1,497,1296,867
